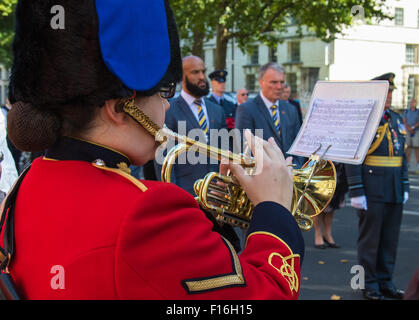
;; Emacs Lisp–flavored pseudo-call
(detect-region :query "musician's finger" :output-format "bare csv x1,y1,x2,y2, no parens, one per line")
244,129,255,156
227,161,251,186
245,129,266,165
219,162,230,176
285,156,294,175
264,137,285,162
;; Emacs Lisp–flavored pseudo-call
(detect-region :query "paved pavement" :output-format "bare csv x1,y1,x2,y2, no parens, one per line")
298,156,419,300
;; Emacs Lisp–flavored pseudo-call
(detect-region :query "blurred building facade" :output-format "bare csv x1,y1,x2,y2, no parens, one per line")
204,0,419,113
0,65,9,105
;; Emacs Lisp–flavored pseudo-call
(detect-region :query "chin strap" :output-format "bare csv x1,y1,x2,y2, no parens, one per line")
122,97,168,144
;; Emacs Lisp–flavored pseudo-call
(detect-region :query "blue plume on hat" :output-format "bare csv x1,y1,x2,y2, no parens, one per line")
95,0,171,91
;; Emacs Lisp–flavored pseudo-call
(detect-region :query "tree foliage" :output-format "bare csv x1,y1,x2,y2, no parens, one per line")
0,0,17,68
0,1,393,70
170,0,218,58
170,0,392,70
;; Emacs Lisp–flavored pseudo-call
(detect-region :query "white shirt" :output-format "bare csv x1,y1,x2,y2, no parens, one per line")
0,111,18,193
260,91,281,122
180,90,210,128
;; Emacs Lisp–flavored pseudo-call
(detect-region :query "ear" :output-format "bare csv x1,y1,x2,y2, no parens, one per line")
102,99,129,125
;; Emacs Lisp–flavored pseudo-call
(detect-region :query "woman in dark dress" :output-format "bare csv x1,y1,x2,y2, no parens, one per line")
313,162,348,248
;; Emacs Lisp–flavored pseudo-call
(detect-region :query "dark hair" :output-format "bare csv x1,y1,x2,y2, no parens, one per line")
7,101,100,152
7,0,181,152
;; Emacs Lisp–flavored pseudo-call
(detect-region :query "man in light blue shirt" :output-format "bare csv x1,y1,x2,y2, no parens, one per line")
403,98,419,168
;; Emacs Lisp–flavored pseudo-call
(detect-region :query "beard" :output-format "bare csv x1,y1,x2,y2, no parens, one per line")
185,75,210,97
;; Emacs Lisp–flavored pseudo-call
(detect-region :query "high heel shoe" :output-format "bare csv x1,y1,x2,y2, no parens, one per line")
323,237,340,248
314,243,326,249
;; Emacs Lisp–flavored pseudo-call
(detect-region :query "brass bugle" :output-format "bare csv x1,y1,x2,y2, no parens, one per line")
122,100,336,231
158,126,336,231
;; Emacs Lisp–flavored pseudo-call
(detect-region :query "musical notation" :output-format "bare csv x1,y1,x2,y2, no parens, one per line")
293,99,375,159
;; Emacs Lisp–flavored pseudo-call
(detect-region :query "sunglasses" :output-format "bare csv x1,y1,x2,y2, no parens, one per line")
241,93,249,96
159,82,177,99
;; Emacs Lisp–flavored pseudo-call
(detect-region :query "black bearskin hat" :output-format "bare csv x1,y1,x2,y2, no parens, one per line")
7,0,182,152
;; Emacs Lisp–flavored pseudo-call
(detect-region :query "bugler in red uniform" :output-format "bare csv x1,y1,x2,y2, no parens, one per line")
1,137,304,299
0,0,305,300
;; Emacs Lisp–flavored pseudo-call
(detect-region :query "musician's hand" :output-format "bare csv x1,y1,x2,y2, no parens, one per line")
224,130,293,211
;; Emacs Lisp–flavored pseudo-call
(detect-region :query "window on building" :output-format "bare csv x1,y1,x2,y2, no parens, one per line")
406,44,419,64
395,8,404,26
249,46,259,65
417,10,419,28
289,42,300,62
307,68,319,92
286,73,298,96
301,68,319,94
246,74,256,92
408,75,416,102
269,47,278,63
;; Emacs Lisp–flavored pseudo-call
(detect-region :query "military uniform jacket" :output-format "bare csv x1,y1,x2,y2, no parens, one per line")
207,95,237,129
345,110,409,203
2,137,304,299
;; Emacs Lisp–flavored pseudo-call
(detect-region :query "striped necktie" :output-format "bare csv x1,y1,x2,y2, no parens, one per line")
271,105,280,135
194,99,208,134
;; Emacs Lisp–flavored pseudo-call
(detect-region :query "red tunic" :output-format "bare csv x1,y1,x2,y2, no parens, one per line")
1,138,304,300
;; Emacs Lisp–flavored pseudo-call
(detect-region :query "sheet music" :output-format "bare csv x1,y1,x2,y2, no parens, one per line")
292,99,376,159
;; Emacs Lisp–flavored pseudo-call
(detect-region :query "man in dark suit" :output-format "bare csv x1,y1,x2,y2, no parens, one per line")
345,73,409,300
208,70,237,130
154,55,240,250
154,56,228,195
235,62,304,167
